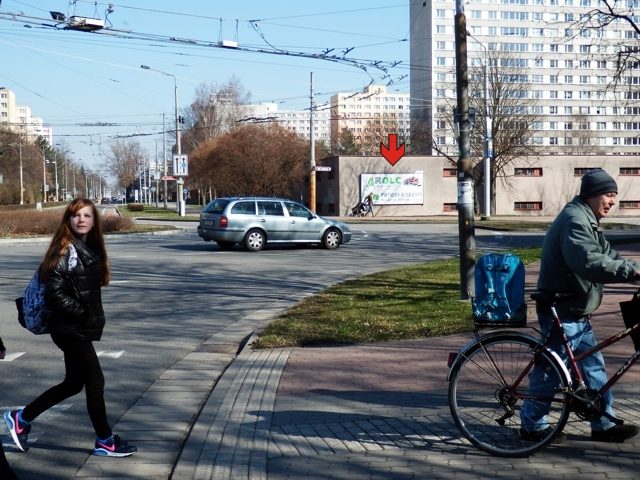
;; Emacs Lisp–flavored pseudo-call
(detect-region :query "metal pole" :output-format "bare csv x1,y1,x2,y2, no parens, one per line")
163,113,167,209
455,0,476,300
309,71,316,212
483,60,491,218
54,153,59,201
19,130,23,205
42,145,47,203
175,78,185,216
72,164,76,198
65,156,68,201
155,140,159,207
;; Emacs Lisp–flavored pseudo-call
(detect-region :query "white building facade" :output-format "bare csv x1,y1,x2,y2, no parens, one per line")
410,0,640,154
242,103,331,142
0,87,51,141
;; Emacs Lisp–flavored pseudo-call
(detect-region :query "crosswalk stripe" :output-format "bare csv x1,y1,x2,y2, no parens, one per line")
96,350,125,358
0,352,25,362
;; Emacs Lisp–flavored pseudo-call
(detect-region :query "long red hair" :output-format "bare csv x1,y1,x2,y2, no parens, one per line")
38,199,110,285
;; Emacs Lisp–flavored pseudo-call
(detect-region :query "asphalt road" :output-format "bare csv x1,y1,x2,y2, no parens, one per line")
0,222,638,479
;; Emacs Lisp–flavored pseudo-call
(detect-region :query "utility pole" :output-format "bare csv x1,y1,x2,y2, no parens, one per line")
309,71,316,212
455,0,476,300
54,152,59,201
163,113,167,209
42,145,47,203
19,126,23,205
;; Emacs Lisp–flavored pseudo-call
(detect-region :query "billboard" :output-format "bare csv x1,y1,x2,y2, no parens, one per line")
360,173,424,205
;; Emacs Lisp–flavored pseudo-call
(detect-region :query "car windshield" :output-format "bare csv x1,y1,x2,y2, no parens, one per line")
203,199,230,214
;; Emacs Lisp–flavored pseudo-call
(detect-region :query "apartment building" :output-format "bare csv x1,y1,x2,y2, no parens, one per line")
329,85,411,151
242,103,331,142
0,87,51,140
410,0,640,154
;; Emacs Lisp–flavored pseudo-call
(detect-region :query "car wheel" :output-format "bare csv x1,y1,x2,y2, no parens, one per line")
244,229,265,252
216,241,235,250
322,228,342,249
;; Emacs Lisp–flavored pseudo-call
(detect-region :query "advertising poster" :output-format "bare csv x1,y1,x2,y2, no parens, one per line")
360,173,424,205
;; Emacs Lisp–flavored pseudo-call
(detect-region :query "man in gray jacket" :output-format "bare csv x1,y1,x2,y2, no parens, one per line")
520,169,640,444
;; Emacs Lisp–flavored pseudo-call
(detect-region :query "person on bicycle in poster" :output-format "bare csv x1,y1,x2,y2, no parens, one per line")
521,169,640,444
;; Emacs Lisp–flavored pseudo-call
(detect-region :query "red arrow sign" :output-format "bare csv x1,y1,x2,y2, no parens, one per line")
380,134,405,166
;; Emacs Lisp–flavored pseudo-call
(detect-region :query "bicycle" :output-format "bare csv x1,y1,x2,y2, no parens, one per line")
447,290,640,458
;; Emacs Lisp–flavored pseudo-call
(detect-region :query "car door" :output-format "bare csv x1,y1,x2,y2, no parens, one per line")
256,201,289,241
284,201,324,241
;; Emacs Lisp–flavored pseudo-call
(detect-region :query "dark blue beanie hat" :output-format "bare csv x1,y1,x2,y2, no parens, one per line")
579,169,618,199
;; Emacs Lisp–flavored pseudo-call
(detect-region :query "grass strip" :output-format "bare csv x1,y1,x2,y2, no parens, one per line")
117,205,198,219
254,246,543,349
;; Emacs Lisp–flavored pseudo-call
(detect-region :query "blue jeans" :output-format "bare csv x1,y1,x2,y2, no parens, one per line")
520,313,616,432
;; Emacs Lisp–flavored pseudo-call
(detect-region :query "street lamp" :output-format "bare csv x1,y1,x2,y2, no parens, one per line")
468,32,493,218
140,64,183,215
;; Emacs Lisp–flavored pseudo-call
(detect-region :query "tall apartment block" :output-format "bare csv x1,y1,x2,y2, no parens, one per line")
0,87,50,141
330,85,411,150
243,103,331,142
410,0,640,154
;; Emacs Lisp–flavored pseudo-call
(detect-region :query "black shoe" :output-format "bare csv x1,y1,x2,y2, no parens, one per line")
93,434,137,457
4,410,31,452
591,424,640,443
519,426,566,444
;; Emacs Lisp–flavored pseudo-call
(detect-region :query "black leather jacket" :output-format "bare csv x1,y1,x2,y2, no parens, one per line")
44,238,106,342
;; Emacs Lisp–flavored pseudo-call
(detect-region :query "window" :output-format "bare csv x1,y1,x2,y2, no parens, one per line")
580,76,590,84
550,60,558,67
437,9,446,17
565,75,574,83
443,168,457,177
620,201,640,209
565,45,574,53
532,90,543,98
549,122,558,129
550,91,558,99
471,10,481,18
550,106,558,114
488,26,497,35
574,168,599,176
436,120,446,129
437,136,446,145
598,122,606,130
580,45,591,53
565,91,573,99
532,75,543,83
580,91,591,99
597,60,607,69
549,137,558,145
598,76,607,84
515,202,542,210
437,73,447,82
565,122,573,129
437,89,446,98
534,59,543,68
231,201,257,215
533,12,543,20
580,106,590,114
436,25,446,34
550,75,558,83
565,60,573,68
488,11,497,19
515,168,543,176
620,168,640,175
437,57,446,66
533,43,544,51
550,44,558,52
580,60,591,68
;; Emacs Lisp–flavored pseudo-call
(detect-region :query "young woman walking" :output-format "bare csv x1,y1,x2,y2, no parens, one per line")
4,199,136,457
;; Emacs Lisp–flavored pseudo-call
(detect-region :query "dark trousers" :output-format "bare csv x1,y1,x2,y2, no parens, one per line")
0,442,18,480
22,333,112,439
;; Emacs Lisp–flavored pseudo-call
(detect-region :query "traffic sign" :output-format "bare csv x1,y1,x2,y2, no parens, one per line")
162,176,176,181
173,154,189,176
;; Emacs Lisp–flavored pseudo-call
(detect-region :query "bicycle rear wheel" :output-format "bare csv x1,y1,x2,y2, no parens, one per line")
448,333,571,457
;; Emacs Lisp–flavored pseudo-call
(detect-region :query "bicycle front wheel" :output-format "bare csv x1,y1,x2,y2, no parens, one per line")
448,333,571,457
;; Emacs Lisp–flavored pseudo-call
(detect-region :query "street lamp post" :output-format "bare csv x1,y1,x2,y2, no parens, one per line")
42,145,47,203
19,128,23,205
468,32,492,218
140,65,183,215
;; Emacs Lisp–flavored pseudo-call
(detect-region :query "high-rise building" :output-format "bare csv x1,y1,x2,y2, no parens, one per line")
330,85,411,152
242,103,332,142
410,0,640,154
0,87,51,141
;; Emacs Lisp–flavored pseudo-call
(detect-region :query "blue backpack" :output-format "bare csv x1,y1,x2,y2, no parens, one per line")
472,253,527,325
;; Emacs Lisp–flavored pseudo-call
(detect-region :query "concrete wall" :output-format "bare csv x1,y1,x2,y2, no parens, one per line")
315,155,640,217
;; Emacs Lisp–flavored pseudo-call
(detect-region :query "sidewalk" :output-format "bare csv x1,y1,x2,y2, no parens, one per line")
75,245,640,479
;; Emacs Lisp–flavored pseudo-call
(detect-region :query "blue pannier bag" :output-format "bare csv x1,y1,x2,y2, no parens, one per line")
472,253,527,326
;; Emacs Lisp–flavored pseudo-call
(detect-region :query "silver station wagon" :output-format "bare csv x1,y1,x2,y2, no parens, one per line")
197,197,352,252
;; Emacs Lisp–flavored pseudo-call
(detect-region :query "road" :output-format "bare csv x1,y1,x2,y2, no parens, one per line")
0,222,636,479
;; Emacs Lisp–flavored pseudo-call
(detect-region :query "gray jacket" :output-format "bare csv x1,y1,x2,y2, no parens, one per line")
537,196,640,319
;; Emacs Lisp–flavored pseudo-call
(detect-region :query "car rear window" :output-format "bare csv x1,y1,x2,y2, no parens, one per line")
257,201,284,216
230,201,256,215
203,199,230,214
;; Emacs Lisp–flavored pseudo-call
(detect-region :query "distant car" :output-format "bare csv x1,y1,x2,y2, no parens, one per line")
197,197,351,252
100,197,110,205
111,196,118,203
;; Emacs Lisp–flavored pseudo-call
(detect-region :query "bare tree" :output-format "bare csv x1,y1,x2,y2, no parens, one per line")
433,50,545,215
102,139,148,190
181,77,251,153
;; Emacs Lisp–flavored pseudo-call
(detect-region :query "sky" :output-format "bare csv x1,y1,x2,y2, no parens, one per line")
0,0,410,176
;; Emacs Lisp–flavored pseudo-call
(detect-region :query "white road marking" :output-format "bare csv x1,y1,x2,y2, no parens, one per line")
96,350,125,358
109,280,131,284
0,352,25,362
